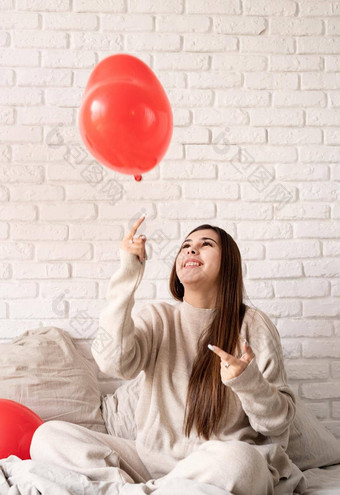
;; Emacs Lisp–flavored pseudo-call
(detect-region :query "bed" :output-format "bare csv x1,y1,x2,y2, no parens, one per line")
301,465,340,494
0,326,339,495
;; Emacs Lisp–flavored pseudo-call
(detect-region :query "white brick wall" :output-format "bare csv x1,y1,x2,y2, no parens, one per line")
0,0,339,436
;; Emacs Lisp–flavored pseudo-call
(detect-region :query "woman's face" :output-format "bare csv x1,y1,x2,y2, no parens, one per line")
176,229,222,290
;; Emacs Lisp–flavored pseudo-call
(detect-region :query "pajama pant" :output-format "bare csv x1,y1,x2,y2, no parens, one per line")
30,420,276,495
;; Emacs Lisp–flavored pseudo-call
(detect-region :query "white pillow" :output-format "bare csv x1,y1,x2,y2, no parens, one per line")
0,326,107,433
101,373,340,471
101,371,144,439
286,396,340,470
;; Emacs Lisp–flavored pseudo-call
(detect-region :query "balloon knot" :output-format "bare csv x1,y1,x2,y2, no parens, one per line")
134,174,142,182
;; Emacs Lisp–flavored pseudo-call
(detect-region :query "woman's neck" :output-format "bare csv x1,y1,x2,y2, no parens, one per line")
183,292,217,309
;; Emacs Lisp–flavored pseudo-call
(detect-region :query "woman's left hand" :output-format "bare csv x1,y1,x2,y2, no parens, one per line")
208,341,256,383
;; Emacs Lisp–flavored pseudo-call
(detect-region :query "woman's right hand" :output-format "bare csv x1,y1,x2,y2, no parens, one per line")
120,215,147,264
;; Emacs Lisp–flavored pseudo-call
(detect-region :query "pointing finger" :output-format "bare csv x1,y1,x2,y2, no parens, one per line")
207,344,233,362
128,214,146,240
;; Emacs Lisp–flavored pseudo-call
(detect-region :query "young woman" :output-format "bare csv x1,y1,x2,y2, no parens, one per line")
30,215,307,495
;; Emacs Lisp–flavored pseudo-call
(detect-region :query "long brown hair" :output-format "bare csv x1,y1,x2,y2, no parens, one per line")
169,224,248,440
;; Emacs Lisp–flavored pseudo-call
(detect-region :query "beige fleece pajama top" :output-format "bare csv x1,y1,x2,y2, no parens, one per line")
92,248,297,482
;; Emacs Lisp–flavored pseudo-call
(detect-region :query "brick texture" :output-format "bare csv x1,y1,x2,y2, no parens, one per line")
0,0,339,435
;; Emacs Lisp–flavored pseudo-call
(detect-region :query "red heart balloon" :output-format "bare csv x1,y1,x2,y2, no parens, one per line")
0,399,44,460
78,54,173,179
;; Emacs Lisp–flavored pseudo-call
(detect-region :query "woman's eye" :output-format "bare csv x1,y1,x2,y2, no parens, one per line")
181,241,212,249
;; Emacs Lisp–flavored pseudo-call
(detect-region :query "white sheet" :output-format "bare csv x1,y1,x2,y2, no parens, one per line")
301,464,340,495
2,454,339,495
0,455,231,495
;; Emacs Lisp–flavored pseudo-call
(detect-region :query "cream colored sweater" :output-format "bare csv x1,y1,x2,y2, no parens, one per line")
92,248,297,482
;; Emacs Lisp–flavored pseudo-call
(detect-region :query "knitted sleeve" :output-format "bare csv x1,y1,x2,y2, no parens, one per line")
91,248,156,380
223,308,296,445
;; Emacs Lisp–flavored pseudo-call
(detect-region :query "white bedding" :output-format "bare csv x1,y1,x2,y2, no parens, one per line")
0,454,232,495
0,331,339,495
301,464,340,495
1,454,340,495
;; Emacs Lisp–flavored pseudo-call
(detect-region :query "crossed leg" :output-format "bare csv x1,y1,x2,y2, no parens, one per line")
145,439,275,495
30,420,152,485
